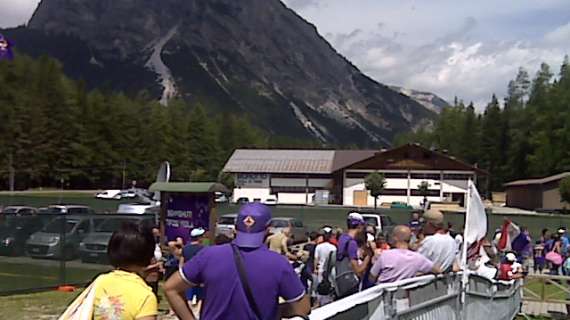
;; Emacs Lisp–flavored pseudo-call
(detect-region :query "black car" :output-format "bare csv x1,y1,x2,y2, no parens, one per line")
0,215,46,256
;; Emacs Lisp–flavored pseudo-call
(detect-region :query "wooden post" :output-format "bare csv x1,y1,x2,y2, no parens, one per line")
160,192,168,244
209,193,217,244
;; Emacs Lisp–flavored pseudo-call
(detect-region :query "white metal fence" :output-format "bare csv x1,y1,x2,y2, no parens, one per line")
292,274,522,320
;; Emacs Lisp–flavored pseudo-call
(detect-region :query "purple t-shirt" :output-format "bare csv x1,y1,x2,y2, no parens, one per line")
337,233,358,261
370,248,434,283
180,243,305,320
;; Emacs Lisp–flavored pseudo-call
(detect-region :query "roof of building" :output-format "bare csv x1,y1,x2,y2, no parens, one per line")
222,149,336,174
222,144,487,175
331,150,377,172
344,144,489,175
149,182,229,193
503,172,570,187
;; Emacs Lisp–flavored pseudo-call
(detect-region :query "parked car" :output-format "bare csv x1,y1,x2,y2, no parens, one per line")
26,215,103,260
268,217,308,243
390,202,413,209
79,215,155,264
95,190,121,200
1,206,38,216
216,214,237,237
360,213,396,236
0,215,46,256
214,192,229,203
45,205,95,215
118,190,137,199
263,196,278,206
117,202,157,215
235,197,250,205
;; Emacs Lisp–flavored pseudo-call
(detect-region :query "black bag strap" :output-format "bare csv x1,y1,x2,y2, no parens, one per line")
323,251,334,279
231,244,263,320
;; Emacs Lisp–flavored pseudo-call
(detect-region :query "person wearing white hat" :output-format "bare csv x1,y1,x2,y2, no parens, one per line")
498,252,523,280
314,226,337,306
182,228,206,309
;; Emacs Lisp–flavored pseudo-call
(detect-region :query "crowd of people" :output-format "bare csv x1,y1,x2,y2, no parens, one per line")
61,203,540,320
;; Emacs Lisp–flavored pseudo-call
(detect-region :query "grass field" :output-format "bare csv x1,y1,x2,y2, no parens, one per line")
0,192,131,213
0,259,109,293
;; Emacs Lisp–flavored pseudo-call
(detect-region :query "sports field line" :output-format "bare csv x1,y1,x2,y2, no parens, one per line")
0,272,57,280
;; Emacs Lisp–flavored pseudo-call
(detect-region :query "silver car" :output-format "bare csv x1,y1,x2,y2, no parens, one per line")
216,214,237,237
268,217,308,244
25,215,102,260
79,215,155,264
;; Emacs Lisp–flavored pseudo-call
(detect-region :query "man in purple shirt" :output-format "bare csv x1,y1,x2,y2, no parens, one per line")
337,212,370,278
370,225,441,284
164,203,310,320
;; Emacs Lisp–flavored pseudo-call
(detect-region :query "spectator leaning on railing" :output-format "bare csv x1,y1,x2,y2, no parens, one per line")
369,225,441,284
417,209,459,273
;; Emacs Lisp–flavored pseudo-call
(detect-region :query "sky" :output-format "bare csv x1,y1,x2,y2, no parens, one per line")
1,0,570,109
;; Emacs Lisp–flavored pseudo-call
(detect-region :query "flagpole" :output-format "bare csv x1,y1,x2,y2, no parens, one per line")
460,179,472,319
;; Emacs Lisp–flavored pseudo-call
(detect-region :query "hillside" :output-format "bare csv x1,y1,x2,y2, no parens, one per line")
4,0,436,146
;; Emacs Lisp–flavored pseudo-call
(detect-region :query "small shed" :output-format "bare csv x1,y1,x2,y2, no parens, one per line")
149,182,229,243
504,172,570,210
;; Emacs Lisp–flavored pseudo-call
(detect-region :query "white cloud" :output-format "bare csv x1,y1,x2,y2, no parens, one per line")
0,0,40,28
545,22,570,43
284,0,570,110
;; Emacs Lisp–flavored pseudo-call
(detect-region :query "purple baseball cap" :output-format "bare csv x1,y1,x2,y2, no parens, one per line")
234,202,272,248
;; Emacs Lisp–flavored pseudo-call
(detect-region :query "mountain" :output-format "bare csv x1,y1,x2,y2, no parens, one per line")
3,0,435,146
389,86,450,113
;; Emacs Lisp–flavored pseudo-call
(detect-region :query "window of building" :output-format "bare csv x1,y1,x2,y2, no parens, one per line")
380,189,408,196
271,186,318,194
346,172,369,179
410,173,440,180
443,174,473,180
411,189,441,197
383,172,408,179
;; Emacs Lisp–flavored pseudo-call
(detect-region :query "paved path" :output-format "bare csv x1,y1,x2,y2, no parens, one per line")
522,300,567,317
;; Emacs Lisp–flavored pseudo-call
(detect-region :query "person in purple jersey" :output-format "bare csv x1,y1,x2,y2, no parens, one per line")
0,34,13,61
164,202,310,320
337,212,370,279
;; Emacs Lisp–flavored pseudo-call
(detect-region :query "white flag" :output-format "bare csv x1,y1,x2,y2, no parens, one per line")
463,180,487,262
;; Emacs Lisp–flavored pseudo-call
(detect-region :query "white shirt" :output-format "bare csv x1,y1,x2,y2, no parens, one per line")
314,242,337,277
418,232,457,271
154,243,163,261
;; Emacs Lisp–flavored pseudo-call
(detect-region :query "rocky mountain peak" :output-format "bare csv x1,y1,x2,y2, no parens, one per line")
16,0,436,146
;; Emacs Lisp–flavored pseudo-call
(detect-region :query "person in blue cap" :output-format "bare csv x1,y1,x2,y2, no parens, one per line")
164,202,310,320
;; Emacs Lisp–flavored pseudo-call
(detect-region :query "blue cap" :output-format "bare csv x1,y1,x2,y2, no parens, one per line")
234,203,272,248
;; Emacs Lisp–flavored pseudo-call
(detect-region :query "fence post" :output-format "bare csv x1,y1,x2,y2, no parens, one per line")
59,214,66,286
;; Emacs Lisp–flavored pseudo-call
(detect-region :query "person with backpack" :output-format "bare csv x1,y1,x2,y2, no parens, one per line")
334,212,370,298
314,226,337,306
164,203,310,320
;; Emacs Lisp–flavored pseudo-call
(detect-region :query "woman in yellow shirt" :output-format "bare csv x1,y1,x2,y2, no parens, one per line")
92,222,159,320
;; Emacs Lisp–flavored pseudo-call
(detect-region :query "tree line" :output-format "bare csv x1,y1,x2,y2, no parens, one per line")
396,56,570,194
0,54,316,190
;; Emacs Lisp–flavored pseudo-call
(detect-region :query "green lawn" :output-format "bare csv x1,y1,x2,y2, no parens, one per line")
0,290,77,320
0,193,132,213
0,259,110,293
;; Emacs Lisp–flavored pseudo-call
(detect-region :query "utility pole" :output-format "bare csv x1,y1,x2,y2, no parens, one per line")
8,153,15,192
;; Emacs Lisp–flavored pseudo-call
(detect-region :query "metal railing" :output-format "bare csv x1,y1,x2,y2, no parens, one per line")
523,274,570,305
291,273,522,320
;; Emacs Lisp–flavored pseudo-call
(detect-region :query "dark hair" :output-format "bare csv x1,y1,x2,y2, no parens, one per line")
323,232,332,242
542,228,549,236
309,231,319,241
355,230,367,247
215,234,232,245
107,222,155,268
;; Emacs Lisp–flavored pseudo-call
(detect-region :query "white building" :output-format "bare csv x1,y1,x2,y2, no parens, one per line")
222,144,487,208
